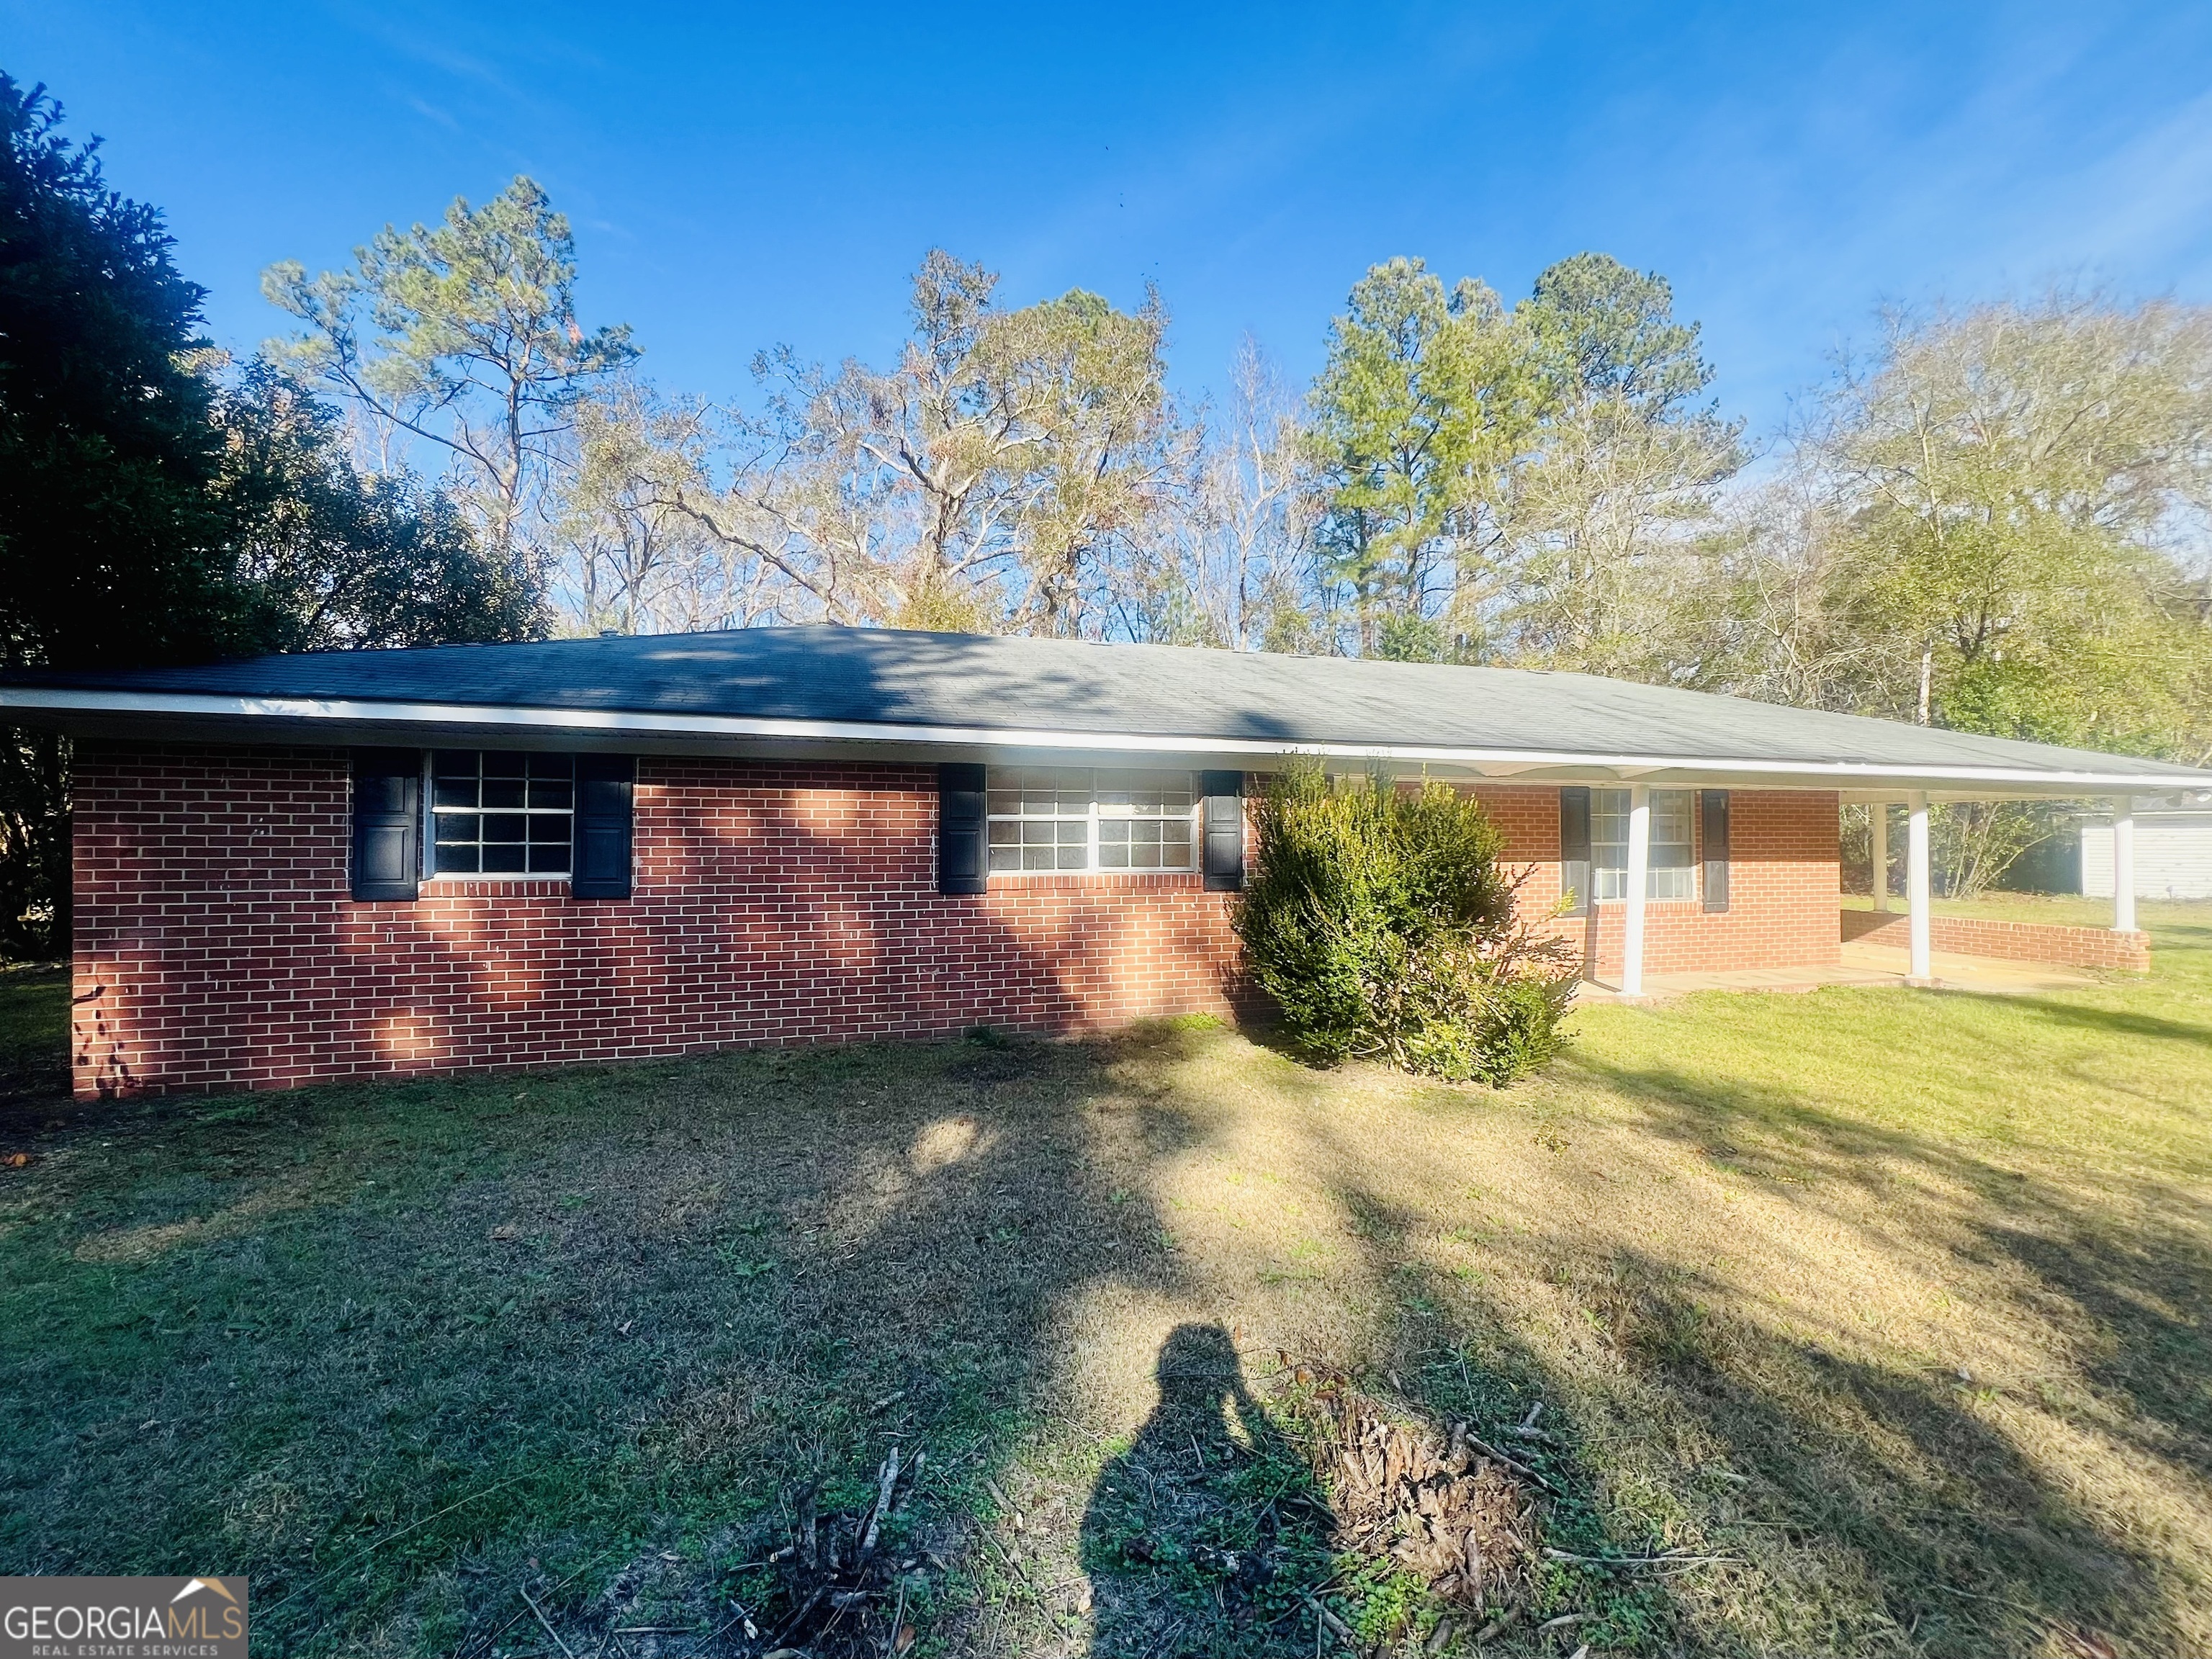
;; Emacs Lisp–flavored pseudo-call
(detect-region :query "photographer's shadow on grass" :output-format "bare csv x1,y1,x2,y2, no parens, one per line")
1077,1323,1336,1658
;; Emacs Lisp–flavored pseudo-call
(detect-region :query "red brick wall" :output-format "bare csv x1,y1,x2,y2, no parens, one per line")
1840,909,2150,972
1470,784,1841,979
71,750,1845,1097
71,745,1246,1097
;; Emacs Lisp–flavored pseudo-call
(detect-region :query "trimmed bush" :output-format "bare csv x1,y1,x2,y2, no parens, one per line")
1234,762,1576,1084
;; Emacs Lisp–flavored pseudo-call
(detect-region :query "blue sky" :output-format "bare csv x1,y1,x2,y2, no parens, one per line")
9,1,2212,438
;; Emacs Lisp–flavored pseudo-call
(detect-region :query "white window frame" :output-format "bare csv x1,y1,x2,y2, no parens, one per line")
1591,786,1697,902
985,766,1201,877
423,750,577,881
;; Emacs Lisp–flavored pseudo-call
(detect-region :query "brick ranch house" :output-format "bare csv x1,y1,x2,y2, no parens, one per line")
4,626,2201,1099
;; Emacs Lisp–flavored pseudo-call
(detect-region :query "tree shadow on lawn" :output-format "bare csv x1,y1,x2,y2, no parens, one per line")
0,961,68,1108
7,1017,2208,1657
962,1023,2212,1658
0,1030,1214,1655
0,1020,1695,1659
1270,1174,1696,1656
1276,1142,2070,1655
1978,994,2212,1049
1550,1053,2212,1655
14,1020,1582,1658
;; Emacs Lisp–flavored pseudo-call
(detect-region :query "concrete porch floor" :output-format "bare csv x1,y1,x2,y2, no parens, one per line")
1578,938,2101,1002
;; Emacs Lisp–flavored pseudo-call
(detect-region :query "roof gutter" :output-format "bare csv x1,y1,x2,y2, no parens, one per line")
1,686,2200,792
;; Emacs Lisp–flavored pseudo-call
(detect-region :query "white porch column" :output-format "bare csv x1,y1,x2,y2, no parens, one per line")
2113,799,2137,934
1622,783,1650,997
1907,791,1932,983
1871,801,1890,912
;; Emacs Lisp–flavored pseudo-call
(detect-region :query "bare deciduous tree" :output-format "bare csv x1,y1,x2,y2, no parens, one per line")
549,381,794,635
664,251,1176,636
1109,338,1321,650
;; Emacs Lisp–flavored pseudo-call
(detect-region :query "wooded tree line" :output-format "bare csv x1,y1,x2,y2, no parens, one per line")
6,72,2211,953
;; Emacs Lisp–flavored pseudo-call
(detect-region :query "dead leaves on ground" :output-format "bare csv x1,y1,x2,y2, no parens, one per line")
1287,1364,1542,1632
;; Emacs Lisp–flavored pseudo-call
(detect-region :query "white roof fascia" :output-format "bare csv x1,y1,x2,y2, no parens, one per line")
3,686,2203,795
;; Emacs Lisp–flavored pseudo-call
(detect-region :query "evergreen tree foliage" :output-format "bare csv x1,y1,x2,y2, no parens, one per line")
264,176,637,580
1305,252,1743,670
0,82,544,956
217,365,544,652
1234,763,1578,1085
0,74,240,958
0,74,255,672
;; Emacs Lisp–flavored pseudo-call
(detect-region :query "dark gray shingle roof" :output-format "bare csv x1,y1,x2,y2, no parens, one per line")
4,624,2203,788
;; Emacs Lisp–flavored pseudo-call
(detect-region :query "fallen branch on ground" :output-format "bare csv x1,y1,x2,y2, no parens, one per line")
1303,1592,1354,1643
1473,1597,1526,1642
745,1446,932,1658
1457,1426,1568,1497
981,1527,1030,1586
1543,1547,1745,1569
516,1581,575,1659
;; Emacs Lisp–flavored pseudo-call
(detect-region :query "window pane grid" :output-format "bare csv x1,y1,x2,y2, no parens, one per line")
1648,791,1695,900
986,767,1197,875
431,751,574,877
1590,788,1696,902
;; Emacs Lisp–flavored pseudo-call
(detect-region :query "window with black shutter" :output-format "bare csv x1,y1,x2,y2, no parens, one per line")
431,750,574,876
1701,789,1731,912
974,768,1205,878
1591,788,1697,899
1559,786,1591,917
351,749,422,902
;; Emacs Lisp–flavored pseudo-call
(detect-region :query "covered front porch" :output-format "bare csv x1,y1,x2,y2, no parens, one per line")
1845,788,2147,982
1594,783,2149,999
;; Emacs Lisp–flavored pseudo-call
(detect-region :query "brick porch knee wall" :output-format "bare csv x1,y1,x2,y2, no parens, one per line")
1468,785,1842,979
1840,909,2150,973
71,745,1249,1098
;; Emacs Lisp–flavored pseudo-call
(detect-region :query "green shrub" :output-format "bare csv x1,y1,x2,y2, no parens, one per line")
1233,761,1576,1084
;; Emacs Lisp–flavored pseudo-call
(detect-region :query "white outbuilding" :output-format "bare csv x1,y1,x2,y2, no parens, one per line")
2082,792,2212,902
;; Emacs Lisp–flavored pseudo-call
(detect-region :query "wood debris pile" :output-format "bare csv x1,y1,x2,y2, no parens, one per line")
741,1445,927,1658
1290,1367,1542,1617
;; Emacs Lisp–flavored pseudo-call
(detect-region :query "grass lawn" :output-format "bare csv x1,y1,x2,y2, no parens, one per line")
3,909,2209,1658
0,959,67,1105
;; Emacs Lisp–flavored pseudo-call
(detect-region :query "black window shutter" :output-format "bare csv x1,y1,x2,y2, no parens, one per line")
1200,770,1244,892
351,749,421,902
1701,788,1731,912
1559,786,1591,917
938,763,988,895
572,755,637,900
